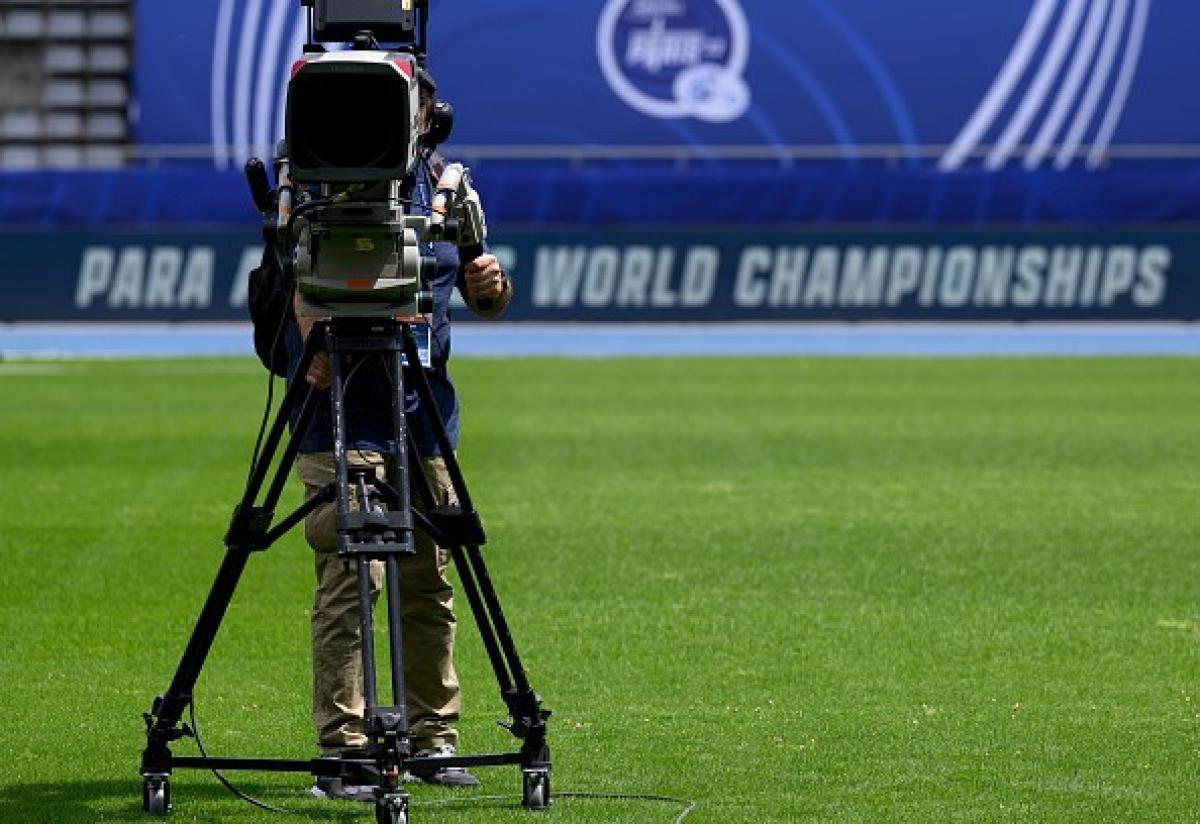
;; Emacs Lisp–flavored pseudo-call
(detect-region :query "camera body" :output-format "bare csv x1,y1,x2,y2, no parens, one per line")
293,200,438,317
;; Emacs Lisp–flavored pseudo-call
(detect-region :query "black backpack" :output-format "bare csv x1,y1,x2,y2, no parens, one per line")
247,243,293,378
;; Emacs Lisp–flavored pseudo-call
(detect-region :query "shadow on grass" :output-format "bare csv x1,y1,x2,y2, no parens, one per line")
0,778,529,823
0,778,370,823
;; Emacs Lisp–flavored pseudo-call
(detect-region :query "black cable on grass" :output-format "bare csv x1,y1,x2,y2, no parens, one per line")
558,792,697,823
415,791,698,823
189,703,700,823
188,699,288,814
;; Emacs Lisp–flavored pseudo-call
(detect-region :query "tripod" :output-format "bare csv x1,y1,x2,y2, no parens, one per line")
140,318,551,824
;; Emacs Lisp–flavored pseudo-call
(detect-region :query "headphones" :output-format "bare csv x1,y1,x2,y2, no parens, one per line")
417,64,454,151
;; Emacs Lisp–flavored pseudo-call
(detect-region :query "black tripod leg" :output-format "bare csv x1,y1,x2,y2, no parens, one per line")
144,548,252,749
463,547,532,691
322,332,413,766
399,326,547,738
260,391,321,514
325,339,383,715
451,546,516,691
400,327,531,686
144,335,322,774
357,554,380,710
326,335,353,554
383,347,413,732
395,337,515,693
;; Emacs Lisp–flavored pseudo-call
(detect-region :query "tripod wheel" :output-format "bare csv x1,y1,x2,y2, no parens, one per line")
374,797,408,824
142,776,170,815
522,769,550,810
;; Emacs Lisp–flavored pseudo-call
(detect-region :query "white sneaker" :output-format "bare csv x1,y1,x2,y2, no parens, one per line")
404,744,480,788
311,775,376,802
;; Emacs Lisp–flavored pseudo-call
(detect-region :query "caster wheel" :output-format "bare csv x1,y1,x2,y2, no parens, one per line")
143,776,170,815
522,769,550,810
374,796,408,824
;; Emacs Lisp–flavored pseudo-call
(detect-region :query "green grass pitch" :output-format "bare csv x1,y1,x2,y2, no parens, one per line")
0,356,1197,822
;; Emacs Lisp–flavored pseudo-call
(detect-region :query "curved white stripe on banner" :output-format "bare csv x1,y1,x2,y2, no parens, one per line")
210,0,237,169
1055,0,1130,168
275,12,309,159
1026,0,1112,169
232,0,268,167
253,0,292,160
939,0,1060,172
988,0,1088,170
1087,0,1151,168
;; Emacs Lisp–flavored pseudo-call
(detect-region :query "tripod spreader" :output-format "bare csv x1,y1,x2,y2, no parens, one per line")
414,503,487,548
223,482,335,552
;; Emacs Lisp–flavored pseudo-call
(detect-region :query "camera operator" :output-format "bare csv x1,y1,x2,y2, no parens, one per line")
286,67,511,801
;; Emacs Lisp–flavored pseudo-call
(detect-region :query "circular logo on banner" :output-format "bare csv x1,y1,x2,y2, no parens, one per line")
597,0,751,123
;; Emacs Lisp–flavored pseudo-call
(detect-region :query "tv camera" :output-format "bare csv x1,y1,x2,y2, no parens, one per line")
246,0,488,321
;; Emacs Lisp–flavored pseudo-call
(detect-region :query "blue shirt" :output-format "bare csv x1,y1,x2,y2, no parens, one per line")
286,165,465,458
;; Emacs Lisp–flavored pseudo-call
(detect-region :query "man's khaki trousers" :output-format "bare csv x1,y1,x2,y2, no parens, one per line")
297,450,461,756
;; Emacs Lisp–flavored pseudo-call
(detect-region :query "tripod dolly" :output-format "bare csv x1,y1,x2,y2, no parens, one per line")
140,318,551,823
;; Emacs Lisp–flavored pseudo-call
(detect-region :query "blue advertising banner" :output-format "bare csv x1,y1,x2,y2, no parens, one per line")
137,0,1200,157
3,227,1197,322
4,0,1198,228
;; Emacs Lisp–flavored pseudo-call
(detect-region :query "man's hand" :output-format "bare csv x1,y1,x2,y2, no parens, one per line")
294,292,332,390
306,352,331,390
463,254,506,304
